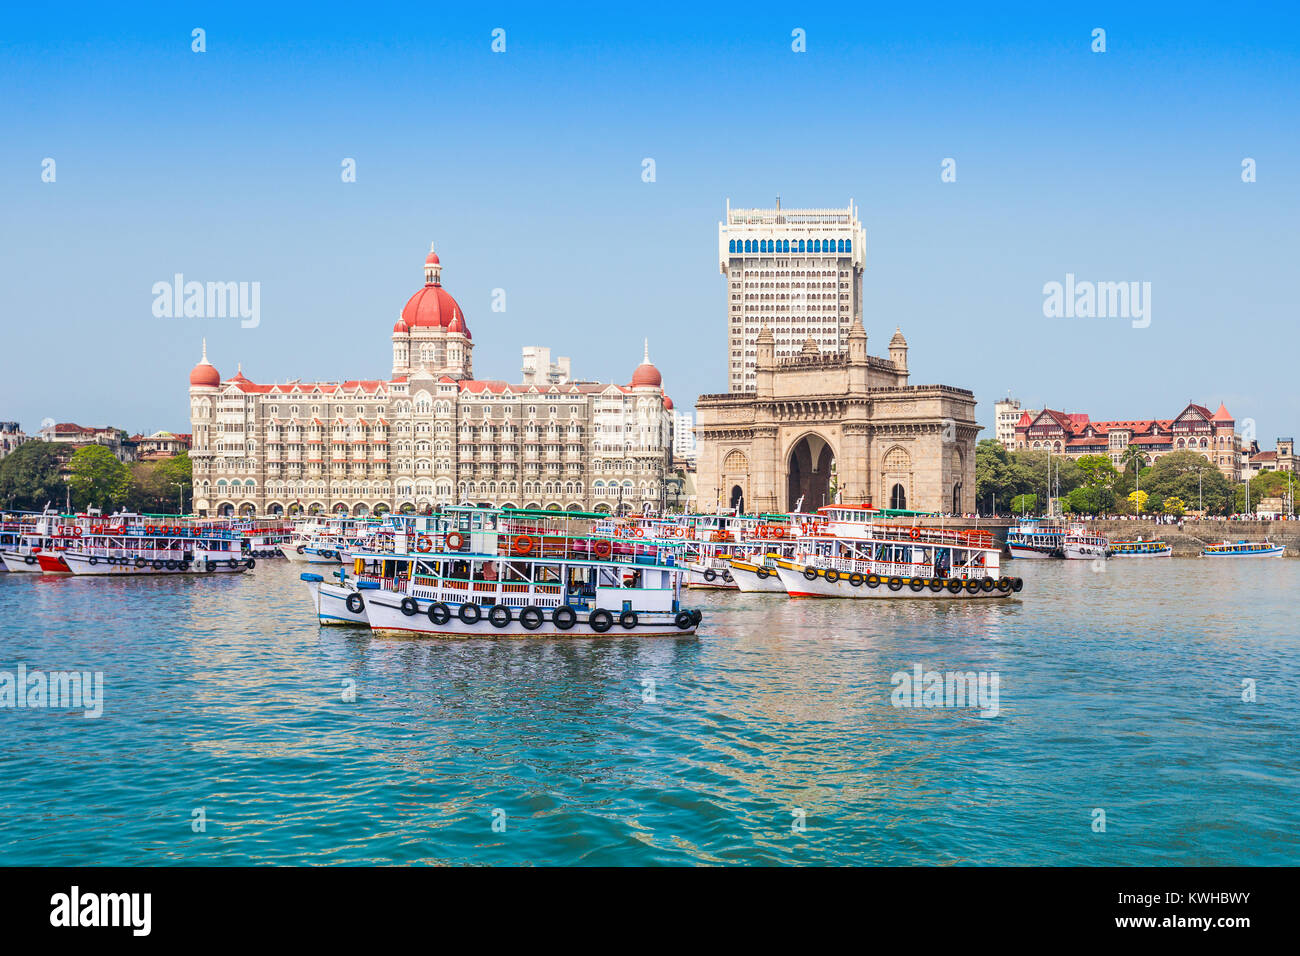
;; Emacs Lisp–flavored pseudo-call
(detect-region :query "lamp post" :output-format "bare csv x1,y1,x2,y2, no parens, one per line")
171,481,186,516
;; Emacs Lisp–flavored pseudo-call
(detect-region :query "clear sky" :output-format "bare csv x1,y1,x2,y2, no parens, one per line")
2,2,1298,443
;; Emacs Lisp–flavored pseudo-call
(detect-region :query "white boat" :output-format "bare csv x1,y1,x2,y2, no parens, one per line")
1062,524,1109,560
1006,518,1066,559
773,519,1020,600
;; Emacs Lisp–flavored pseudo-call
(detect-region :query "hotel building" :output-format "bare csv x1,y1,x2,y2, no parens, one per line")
719,199,866,392
187,244,674,517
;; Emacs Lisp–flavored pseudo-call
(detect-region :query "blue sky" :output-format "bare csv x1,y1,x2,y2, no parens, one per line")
2,2,1298,443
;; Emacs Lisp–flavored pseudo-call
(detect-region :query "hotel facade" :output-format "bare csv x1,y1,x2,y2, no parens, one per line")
187,245,675,517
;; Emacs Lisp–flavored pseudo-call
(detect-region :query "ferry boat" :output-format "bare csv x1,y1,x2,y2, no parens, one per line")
772,518,1021,600
1200,540,1285,558
1006,518,1066,559
0,512,68,572
1061,524,1109,560
303,508,701,637
52,518,254,575
1109,538,1173,558
727,542,801,593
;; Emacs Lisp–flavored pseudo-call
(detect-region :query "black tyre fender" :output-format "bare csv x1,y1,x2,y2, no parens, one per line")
703,568,716,582
428,602,451,625
997,577,1012,592
165,559,178,571
227,559,238,569
589,609,613,633
619,610,638,630
24,555,36,565
400,597,419,617
887,577,904,591
246,558,256,570
553,605,577,630
296,545,306,554
346,592,365,614
825,569,839,583
674,610,693,629
690,609,702,625
135,558,146,569
803,567,818,581
520,606,545,630
1012,577,1024,592
928,579,945,593
866,574,880,588
89,556,98,566
946,579,963,594
980,578,994,592
152,560,164,570
488,604,513,628
848,573,864,587
908,578,924,592
458,602,483,625
965,579,981,593
722,570,733,583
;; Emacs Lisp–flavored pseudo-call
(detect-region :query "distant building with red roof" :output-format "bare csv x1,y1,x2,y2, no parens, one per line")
188,244,674,517
1011,401,1245,480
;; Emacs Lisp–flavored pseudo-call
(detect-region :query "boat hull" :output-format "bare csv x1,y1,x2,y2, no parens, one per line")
727,560,788,593
60,551,252,575
1008,544,1056,559
365,592,699,638
685,562,739,590
0,550,47,573
1201,547,1285,558
310,580,371,625
774,562,1019,599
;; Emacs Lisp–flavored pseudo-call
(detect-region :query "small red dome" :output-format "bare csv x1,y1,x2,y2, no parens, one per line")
425,250,440,265
393,319,409,333
631,362,661,388
663,395,674,410
190,361,220,387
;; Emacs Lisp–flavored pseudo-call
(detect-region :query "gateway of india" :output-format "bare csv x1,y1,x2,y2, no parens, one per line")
695,199,979,514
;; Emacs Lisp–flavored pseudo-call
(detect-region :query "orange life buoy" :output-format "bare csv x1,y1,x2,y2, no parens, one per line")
773,527,787,539
72,526,83,537
513,534,535,556
594,539,612,559
909,528,921,540
416,535,433,553
445,531,464,551
633,527,645,538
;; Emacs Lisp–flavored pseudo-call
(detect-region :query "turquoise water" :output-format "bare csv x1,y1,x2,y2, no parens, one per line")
1,558,1297,865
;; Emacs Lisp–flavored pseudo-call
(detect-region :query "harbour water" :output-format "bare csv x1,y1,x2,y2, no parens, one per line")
1,559,1297,866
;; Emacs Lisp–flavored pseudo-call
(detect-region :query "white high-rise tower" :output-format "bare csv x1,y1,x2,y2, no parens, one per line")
719,198,866,392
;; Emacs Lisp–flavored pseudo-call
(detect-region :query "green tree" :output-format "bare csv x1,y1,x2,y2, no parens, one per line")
0,441,72,511
1140,451,1231,515
1075,453,1119,489
1010,493,1037,514
1064,484,1114,515
68,445,130,511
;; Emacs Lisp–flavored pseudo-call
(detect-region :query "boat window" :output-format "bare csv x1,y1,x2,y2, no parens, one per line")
503,561,532,583
536,564,561,585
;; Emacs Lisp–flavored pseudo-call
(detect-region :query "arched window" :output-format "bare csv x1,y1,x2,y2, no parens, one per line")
890,483,907,510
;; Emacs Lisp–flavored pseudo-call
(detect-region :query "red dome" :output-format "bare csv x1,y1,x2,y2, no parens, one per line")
663,395,674,410
401,283,469,337
631,362,661,388
190,361,220,387
189,341,220,387
393,319,409,333
425,250,440,265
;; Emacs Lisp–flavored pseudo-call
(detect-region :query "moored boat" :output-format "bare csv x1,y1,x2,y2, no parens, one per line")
1109,538,1172,557
1201,539,1285,557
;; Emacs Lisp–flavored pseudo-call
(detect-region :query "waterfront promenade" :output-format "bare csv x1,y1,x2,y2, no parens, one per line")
899,517,1300,555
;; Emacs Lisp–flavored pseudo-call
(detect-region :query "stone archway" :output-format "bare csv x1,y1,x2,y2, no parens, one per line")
787,433,835,512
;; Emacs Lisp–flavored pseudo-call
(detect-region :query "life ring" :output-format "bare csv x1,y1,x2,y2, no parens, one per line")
909,528,920,540
416,536,433,553
619,610,639,630
772,527,786,539
588,609,613,633
593,539,612,559
519,606,545,630
458,602,482,625
146,526,156,535
513,535,535,556
346,593,365,614
400,597,419,617
553,606,577,630
675,610,694,630
632,527,644,538
446,531,464,551
72,527,83,537
488,604,513,628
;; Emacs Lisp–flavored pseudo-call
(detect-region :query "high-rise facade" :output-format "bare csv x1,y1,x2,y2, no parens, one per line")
718,199,866,392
